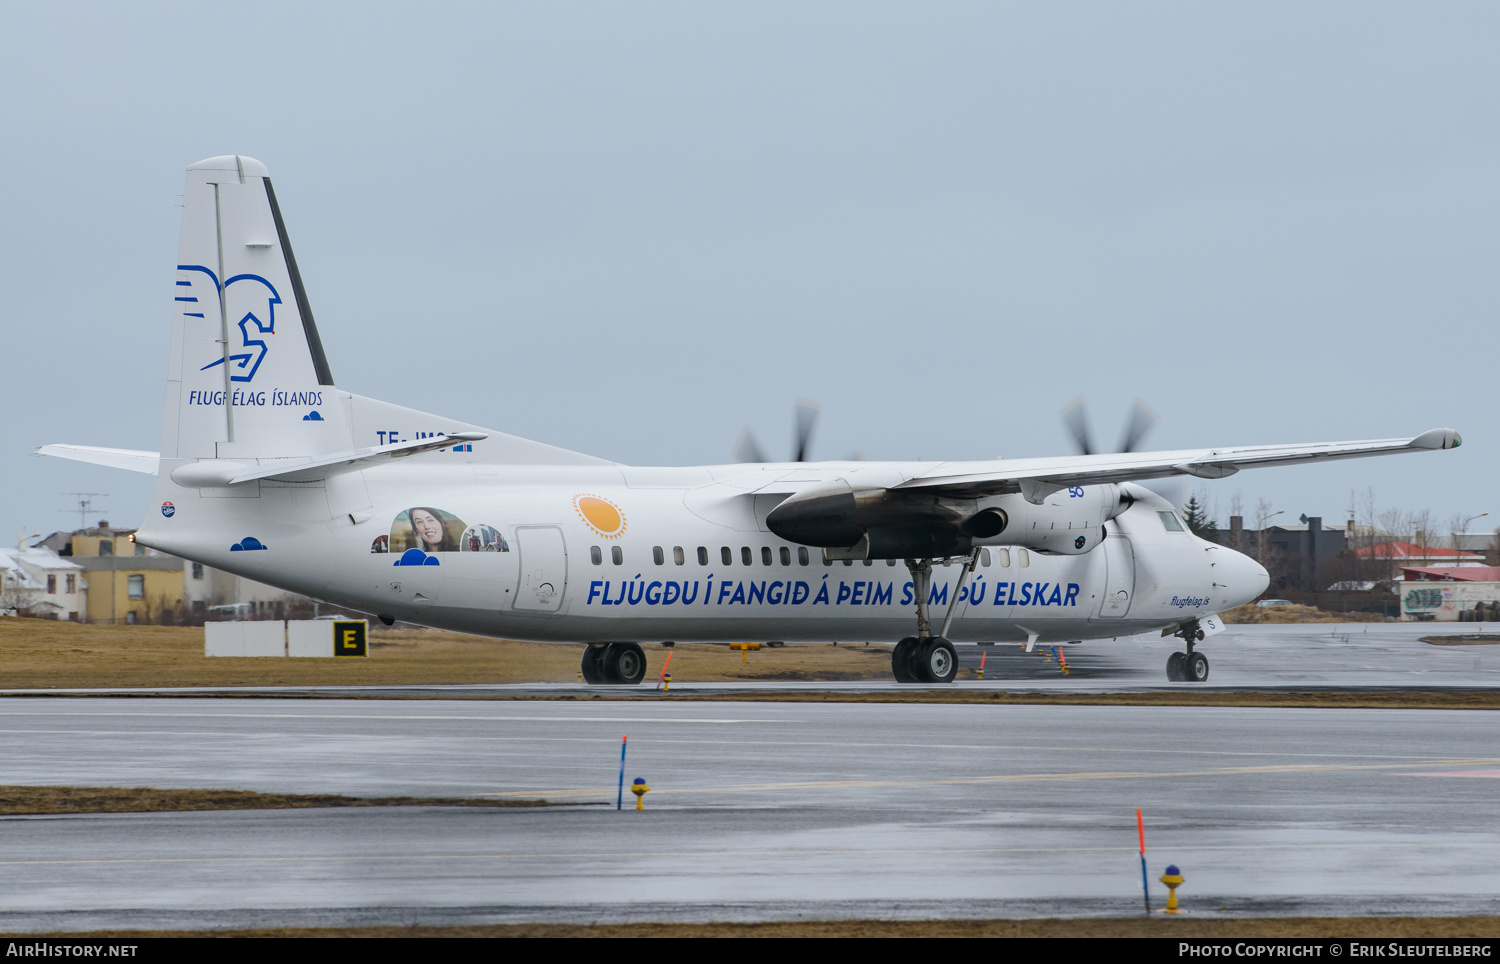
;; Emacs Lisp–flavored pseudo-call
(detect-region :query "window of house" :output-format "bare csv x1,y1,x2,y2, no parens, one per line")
66,575,76,593
590,546,602,565
98,540,113,556
673,546,685,565
611,545,623,565
653,546,664,565
135,543,146,556
192,562,204,579
47,575,56,594
127,574,145,600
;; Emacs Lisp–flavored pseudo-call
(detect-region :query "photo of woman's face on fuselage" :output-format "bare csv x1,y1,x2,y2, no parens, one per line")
411,508,446,551
381,507,466,553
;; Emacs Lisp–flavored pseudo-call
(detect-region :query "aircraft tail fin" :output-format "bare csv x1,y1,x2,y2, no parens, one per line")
165,155,346,462
158,155,611,481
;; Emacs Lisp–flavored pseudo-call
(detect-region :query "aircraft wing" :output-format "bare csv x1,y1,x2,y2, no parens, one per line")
894,428,1461,501
35,444,160,476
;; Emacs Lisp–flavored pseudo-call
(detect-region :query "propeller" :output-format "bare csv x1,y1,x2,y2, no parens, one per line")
1060,396,1159,456
1061,396,1190,509
733,398,826,463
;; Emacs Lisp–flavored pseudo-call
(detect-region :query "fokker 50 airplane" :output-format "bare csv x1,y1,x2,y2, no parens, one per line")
41,156,1461,685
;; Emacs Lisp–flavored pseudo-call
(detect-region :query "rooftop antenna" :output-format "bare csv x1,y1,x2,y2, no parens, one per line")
60,493,108,530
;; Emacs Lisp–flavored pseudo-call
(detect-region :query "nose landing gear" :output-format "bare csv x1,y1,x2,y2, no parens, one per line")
1165,620,1209,682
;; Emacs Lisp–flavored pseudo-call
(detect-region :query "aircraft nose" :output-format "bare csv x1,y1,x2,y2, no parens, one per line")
1225,550,1270,605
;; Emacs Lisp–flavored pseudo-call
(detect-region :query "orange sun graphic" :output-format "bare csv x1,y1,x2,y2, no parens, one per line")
573,494,627,539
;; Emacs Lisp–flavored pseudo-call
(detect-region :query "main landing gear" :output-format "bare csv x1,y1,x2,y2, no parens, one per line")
890,552,980,684
892,636,958,683
1165,620,1209,683
581,642,647,685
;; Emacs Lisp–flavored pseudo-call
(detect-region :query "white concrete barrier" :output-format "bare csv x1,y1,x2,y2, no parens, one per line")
286,620,328,657
204,621,286,657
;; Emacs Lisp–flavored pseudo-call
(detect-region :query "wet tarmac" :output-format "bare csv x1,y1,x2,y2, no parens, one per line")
0,686,1498,930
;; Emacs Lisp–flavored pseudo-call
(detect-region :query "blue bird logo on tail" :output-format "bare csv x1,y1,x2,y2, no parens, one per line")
184,266,281,383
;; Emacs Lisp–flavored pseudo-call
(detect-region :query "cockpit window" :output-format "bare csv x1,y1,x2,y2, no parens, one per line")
1158,511,1185,532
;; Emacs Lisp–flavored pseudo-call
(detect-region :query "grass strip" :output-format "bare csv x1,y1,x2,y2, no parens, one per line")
1422,635,1500,646
0,785,564,816
5,688,1499,710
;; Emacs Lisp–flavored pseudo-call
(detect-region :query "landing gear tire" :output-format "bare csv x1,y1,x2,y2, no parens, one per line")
600,642,647,685
581,645,608,684
1185,651,1209,683
1166,651,1186,682
916,638,958,684
892,637,920,683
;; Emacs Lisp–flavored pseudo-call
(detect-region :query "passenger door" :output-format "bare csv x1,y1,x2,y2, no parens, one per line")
514,526,568,613
1100,534,1135,618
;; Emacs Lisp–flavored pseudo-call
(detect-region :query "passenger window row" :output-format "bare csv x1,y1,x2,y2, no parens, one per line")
590,543,1028,568
591,544,818,567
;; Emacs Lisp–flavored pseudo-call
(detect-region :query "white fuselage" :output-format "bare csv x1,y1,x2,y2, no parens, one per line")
136,462,1268,645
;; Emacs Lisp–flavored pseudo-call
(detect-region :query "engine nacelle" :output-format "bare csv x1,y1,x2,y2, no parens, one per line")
765,480,1126,559
969,484,1122,555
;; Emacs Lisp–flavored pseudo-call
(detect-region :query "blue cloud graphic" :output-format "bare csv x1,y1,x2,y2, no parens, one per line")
393,548,440,567
230,537,268,552
303,411,323,421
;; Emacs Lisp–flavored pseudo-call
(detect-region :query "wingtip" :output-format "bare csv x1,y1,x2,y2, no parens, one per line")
1411,428,1461,450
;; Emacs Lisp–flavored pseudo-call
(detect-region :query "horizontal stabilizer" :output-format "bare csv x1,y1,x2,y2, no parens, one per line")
37,444,160,476
169,432,488,487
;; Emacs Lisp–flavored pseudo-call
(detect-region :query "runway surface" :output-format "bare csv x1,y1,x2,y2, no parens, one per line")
2,692,1499,930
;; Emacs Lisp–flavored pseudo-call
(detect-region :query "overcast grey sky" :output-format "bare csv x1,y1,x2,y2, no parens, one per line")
3,2,1496,540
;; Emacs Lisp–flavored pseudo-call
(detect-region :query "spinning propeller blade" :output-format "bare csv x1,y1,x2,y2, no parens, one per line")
733,399,829,463
793,398,821,463
1061,396,1159,456
1061,396,1095,456
732,426,769,464
1117,398,1159,454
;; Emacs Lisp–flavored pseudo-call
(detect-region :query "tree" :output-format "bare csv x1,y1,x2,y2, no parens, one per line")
1182,495,1219,541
